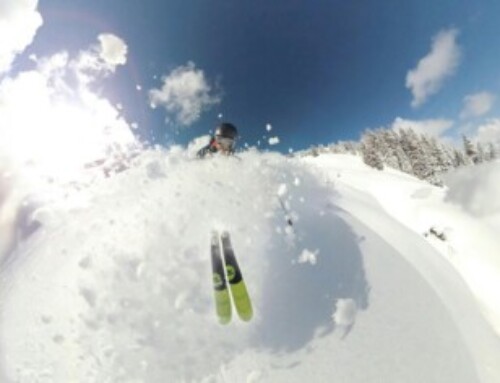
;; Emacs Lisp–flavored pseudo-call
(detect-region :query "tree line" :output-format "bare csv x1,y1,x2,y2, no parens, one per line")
303,128,498,186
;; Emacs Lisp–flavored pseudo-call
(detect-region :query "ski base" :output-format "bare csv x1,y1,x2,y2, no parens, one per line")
211,231,232,324
210,230,253,324
221,231,253,322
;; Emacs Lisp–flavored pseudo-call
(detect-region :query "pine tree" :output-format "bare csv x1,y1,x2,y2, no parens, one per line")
308,146,320,157
398,128,433,179
476,143,486,164
399,128,426,179
425,135,454,174
344,141,359,155
361,131,384,170
395,145,413,173
379,130,401,170
487,143,498,161
453,149,467,167
440,144,457,170
463,135,478,164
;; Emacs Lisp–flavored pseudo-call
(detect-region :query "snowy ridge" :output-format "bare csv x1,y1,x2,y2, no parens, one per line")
1,149,499,382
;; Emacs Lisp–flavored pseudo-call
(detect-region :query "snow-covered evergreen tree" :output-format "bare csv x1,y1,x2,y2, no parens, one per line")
378,130,401,170
462,135,477,164
487,143,498,161
424,136,454,177
476,142,485,164
395,144,413,174
439,144,457,170
302,127,497,185
361,131,384,170
453,149,468,167
420,135,447,185
342,141,359,155
399,129,436,181
310,146,320,157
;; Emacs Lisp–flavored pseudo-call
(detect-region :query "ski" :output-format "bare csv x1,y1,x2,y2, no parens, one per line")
211,231,232,324
220,231,253,322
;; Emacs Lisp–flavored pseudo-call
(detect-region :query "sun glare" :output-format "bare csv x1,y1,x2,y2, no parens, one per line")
1,70,137,185
0,30,136,188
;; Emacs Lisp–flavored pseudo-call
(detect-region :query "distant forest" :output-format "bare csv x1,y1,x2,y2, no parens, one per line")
303,128,498,186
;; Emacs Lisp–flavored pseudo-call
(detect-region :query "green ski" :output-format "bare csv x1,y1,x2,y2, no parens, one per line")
220,231,253,322
211,231,232,324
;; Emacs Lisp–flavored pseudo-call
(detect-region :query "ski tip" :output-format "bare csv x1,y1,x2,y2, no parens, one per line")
239,313,253,322
237,308,253,322
218,316,231,325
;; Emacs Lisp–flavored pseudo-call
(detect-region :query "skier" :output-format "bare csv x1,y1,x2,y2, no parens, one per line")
197,122,238,158
195,123,252,323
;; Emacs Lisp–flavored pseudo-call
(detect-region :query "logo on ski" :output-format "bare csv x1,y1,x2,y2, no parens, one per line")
212,273,224,290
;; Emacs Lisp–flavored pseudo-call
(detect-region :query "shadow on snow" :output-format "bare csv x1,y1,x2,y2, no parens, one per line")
252,167,370,352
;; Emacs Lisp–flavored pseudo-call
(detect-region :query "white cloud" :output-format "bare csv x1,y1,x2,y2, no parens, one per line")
390,117,454,137
406,29,461,108
72,33,128,85
0,0,43,74
460,92,495,119
149,62,221,126
97,34,128,67
473,119,500,144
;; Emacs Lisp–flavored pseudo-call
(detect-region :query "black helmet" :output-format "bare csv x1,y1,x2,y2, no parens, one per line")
215,122,238,140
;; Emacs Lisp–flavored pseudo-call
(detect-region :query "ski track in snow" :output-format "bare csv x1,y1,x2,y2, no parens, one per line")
1,150,499,382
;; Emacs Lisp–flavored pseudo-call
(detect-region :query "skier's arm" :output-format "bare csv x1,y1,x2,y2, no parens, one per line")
197,145,211,158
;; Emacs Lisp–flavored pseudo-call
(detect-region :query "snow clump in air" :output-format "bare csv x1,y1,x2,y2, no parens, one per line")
332,298,357,327
297,248,318,265
444,161,500,217
277,183,288,197
268,137,280,145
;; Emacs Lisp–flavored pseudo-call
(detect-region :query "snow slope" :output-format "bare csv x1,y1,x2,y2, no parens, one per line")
306,155,500,335
1,149,499,382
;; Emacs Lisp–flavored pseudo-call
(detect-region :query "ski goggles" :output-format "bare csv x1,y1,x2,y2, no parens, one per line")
215,136,235,150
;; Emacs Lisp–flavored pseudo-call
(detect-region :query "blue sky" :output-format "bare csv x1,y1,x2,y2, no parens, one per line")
8,0,500,152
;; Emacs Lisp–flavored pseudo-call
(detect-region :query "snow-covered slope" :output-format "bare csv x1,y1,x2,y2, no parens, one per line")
1,149,499,382
306,155,500,336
